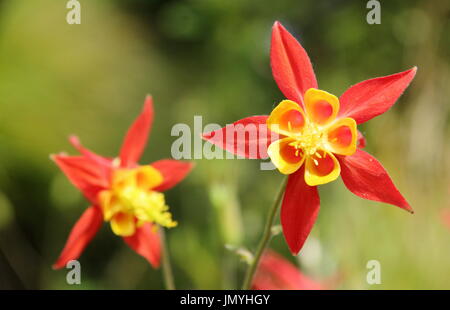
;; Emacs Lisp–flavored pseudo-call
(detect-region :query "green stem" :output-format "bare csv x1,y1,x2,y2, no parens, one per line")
241,176,288,290
160,228,175,290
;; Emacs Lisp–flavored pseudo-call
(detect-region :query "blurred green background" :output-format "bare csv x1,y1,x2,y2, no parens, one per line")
0,0,449,289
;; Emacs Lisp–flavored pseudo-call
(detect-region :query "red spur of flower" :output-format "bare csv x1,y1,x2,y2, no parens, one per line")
51,96,194,269
203,21,416,255
252,250,326,290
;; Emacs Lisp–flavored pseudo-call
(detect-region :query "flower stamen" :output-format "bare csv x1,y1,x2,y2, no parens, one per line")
288,121,293,132
99,166,177,236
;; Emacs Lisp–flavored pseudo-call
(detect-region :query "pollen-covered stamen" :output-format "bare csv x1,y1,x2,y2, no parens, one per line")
98,166,177,237
114,184,176,228
288,122,326,157
267,90,357,182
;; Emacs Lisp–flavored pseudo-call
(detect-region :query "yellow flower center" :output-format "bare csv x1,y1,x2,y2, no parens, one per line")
98,165,177,237
266,89,358,186
288,121,326,157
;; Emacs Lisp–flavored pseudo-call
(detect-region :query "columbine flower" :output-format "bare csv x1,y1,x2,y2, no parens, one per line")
252,250,325,290
203,21,416,254
51,96,193,269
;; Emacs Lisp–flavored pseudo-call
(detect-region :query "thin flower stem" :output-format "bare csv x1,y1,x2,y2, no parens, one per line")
241,176,288,290
160,228,176,290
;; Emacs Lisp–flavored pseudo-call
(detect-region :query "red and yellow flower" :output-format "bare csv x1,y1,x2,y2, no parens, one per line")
52,96,193,269
203,21,416,254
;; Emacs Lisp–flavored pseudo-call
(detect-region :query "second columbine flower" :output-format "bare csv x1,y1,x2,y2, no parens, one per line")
52,96,193,269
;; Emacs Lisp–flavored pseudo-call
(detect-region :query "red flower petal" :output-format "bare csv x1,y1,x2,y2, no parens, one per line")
338,149,413,213
119,96,154,168
151,159,194,192
52,154,109,203
252,250,324,290
69,135,112,167
271,21,318,106
339,67,417,124
281,167,320,255
69,135,112,179
202,115,276,159
53,206,103,269
357,130,366,148
123,223,161,268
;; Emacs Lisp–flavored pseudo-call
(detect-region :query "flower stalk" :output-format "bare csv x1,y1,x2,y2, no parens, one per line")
160,228,175,290
241,176,288,290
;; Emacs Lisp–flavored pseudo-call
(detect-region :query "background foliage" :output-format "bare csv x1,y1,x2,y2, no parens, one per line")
0,0,449,289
